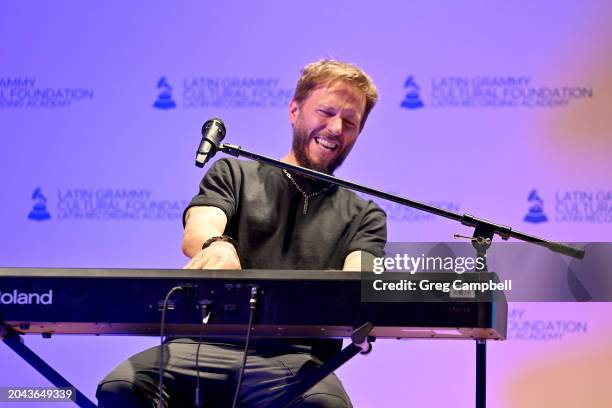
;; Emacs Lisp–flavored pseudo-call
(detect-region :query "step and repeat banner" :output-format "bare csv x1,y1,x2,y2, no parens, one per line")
1,1,611,407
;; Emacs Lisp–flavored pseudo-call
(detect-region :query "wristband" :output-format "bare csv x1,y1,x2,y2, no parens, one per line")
201,235,237,250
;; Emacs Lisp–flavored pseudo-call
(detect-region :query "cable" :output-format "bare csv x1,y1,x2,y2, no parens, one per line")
195,338,204,408
158,285,184,408
231,286,259,408
195,301,212,408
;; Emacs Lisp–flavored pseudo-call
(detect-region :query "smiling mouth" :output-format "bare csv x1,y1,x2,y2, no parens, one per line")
314,137,338,151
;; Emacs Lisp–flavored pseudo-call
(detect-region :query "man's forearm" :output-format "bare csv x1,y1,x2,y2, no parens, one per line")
181,206,229,258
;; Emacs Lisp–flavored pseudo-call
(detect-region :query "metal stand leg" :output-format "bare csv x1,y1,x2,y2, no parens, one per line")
2,334,97,408
268,322,374,408
476,339,486,408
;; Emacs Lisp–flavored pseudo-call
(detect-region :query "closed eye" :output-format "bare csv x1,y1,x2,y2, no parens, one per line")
343,119,356,129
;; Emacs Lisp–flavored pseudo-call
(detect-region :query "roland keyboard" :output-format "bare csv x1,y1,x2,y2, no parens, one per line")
0,268,507,340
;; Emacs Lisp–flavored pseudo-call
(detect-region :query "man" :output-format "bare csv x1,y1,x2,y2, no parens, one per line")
97,60,387,408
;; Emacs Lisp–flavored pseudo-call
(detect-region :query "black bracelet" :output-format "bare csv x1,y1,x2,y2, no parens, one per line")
201,235,237,250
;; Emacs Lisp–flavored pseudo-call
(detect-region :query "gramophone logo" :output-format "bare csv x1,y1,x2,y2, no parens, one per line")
28,187,51,221
153,76,176,110
524,189,548,223
400,76,424,109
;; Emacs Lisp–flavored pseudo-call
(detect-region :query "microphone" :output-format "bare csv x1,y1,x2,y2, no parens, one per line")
195,118,226,167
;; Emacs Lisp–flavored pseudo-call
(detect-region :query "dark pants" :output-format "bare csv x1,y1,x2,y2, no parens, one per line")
96,339,352,408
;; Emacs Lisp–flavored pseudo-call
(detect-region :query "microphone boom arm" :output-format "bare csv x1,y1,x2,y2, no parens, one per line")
219,143,585,260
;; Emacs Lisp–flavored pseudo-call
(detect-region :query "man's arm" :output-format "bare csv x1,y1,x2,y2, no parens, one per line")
182,206,241,269
342,200,387,272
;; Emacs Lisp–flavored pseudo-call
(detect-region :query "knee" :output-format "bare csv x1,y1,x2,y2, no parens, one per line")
296,393,351,408
97,380,146,408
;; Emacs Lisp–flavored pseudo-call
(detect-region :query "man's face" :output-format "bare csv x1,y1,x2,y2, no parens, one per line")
289,81,366,174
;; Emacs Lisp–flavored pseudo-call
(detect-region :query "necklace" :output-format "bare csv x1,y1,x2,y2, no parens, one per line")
282,169,332,215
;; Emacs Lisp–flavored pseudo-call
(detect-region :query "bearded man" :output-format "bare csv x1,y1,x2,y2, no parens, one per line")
97,60,387,408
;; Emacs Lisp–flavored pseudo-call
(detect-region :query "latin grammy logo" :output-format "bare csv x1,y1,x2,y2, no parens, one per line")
153,76,177,110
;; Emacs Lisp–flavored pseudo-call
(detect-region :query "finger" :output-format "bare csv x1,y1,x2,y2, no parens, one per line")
183,253,203,269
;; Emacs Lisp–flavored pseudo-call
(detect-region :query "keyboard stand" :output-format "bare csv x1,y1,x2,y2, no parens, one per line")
3,321,490,408
268,322,374,408
1,326,96,408
268,322,489,408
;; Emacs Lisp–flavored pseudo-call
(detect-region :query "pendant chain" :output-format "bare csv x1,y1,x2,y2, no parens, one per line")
282,169,332,215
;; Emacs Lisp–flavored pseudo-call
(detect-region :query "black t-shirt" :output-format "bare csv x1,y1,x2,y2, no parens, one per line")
183,158,387,359
184,158,387,268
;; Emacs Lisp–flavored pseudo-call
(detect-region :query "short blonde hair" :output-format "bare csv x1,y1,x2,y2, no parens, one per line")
292,60,378,130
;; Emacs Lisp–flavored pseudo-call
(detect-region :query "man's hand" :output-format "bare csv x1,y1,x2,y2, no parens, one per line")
183,241,242,270
182,206,242,269
343,250,376,271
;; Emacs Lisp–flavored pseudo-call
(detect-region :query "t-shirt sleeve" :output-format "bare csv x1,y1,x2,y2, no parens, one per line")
182,158,239,227
345,201,387,258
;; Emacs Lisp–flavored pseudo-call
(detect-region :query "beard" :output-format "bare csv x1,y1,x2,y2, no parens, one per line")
291,124,354,174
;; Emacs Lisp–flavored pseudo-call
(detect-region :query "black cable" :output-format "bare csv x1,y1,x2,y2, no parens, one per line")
195,301,212,408
195,337,204,408
158,285,184,408
231,286,258,408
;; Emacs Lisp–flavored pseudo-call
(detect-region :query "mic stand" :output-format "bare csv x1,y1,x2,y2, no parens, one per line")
218,143,585,408
471,223,493,408
220,143,584,259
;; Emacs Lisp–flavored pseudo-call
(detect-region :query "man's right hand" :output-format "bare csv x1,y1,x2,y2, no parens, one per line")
183,241,242,270
182,206,242,269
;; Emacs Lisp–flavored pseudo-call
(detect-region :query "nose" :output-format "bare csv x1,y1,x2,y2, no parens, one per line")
327,115,342,136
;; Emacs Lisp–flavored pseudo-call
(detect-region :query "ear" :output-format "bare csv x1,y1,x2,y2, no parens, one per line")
288,99,300,127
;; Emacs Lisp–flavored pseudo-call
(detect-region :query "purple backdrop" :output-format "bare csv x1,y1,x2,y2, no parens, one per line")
1,1,612,406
